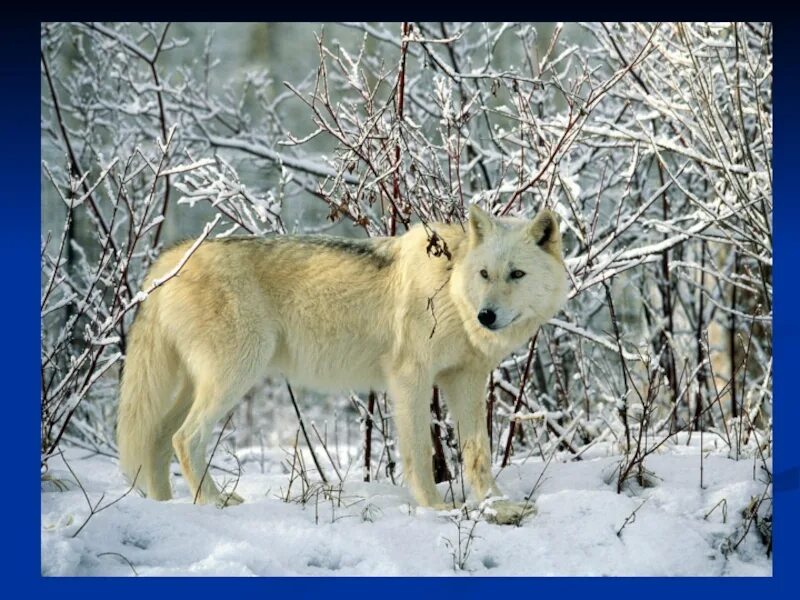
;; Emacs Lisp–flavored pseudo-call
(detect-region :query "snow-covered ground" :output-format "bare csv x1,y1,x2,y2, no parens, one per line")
41,435,771,576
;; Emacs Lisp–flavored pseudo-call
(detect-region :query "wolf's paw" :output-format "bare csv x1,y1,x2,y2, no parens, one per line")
215,490,244,508
482,498,536,526
415,502,453,515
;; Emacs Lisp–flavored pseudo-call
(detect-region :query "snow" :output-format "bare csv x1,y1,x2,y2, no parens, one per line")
41,435,771,576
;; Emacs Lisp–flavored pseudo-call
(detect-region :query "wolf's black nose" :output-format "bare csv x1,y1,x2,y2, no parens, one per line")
478,309,496,327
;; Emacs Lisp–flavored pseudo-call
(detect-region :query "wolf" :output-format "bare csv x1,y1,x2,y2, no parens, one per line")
117,205,567,522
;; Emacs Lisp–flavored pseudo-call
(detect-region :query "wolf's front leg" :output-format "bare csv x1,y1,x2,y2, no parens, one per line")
438,370,501,501
387,365,444,509
440,370,536,525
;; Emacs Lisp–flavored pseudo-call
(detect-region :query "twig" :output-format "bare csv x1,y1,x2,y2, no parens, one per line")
59,450,141,538
616,498,648,537
286,381,328,484
97,552,139,576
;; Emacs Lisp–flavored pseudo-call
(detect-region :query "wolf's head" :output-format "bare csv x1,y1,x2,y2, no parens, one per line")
451,204,568,346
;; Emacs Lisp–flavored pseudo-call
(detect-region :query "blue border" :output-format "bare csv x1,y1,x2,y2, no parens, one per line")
3,16,43,582
9,14,794,597
771,16,798,589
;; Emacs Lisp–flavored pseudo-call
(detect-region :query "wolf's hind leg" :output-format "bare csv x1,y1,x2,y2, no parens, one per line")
438,370,501,501
172,365,259,506
387,365,444,509
145,371,194,501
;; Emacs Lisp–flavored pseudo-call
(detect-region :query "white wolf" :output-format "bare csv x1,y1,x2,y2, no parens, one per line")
117,205,567,522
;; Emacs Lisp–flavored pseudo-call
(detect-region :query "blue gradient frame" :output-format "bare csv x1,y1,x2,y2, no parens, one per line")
12,17,795,596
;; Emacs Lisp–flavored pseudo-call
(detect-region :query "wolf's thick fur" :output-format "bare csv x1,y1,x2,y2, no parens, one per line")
118,206,567,515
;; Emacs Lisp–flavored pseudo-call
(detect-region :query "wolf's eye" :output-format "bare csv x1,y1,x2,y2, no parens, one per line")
480,269,489,280
510,270,526,280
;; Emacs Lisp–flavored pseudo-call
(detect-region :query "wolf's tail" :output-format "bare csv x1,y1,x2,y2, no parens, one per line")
117,299,180,500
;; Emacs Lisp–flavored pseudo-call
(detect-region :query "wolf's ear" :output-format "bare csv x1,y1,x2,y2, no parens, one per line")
468,204,493,246
529,209,562,257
